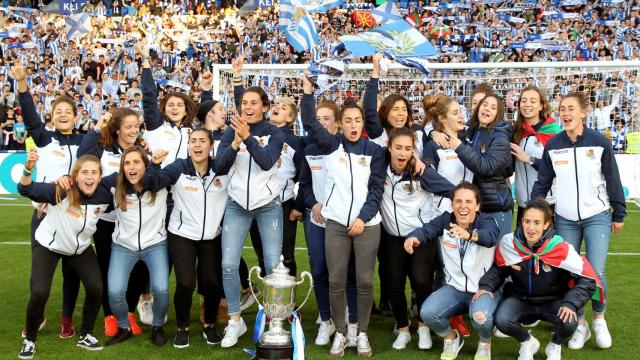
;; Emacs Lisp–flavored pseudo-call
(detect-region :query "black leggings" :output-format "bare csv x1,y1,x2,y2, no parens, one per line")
31,210,79,318
250,199,298,276
169,232,223,328
384,229,438,328
26,242,102,342
94,219,149,315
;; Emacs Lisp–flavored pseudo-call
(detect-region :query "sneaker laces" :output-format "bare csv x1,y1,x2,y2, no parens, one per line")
357,332,370,349
22,339,35,351
83,334,98,344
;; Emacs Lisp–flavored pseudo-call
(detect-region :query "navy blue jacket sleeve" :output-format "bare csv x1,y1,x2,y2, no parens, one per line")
234,85,245,114
18,91,49,147
200,90,213,102
77,128,104,158
474,214,501,248
18,182,59,204
562,273,596,312
141,67,164,131
419,166,454,197
600,141,626,222
291,137,304,183
298,152,317,209
363,78,384,139
244,124,284,171
531,146,555,199
211,127,238,174
407,212,448,245
300,94,339,153
478,264,509,293
100,173,118,190
357,144,386,223
142,161,183,192
530,157,542,171
455,133,512,177
423,142,440,168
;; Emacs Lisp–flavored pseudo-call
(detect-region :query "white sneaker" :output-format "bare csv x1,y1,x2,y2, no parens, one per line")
137,296,154,326
493,327,509,338
392,331,411,350
418,326,433,350
545,342,562,360
357,332,373,357
347,323,358,347
522,320,540,328
220,318,247,348
518,334,540,360
329,332,348,357
316,314,322,325
441,332,464,360
568,322,591,350
316,320,336,346
239,286,259,311
592,319,612,348
474,341,491,360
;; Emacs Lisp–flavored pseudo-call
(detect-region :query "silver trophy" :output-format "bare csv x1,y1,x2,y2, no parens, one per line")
249,256,313,359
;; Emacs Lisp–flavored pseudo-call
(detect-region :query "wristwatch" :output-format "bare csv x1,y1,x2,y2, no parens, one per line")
528,157,536,166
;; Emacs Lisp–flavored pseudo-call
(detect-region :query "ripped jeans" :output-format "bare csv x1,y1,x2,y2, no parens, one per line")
420,284,502,342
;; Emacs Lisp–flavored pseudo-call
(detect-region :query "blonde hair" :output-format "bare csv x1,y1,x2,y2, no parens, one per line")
274,96,298,124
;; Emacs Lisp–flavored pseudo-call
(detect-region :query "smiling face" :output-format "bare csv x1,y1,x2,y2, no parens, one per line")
117,115,139,148
341,107,364,142
389,134,414,173
521,208,550,245
316,107,339,135
387,99,409,129
519,89,543,123
440,101,465,134
478,96,499,127
242,91,269,124
76,161,101,196
452,188,480,228
123,151,146,186
164,95,187,125
53,102,75,134
189,130,212,163
558,96,586,135
471,92,487,114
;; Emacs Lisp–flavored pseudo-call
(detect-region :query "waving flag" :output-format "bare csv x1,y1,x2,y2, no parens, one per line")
279,0,320,52
371,0,403,25
353,11,376,28
339,20,437,59
302,0,345,13
65,12,92,40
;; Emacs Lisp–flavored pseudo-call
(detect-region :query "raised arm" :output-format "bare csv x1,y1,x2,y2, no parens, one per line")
300,73,339,152
12,65,47,146
419,165,454,197
142,155,184,192
136,44,164,131
243,124,284,171
77,113,111,158
231,57,245,113
18,151,58,204
363,53,385,139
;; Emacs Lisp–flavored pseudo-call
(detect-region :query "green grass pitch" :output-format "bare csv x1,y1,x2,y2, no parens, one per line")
0,195,638,359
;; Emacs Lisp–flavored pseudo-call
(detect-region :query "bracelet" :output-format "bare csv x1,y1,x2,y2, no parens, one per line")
23,169,33,177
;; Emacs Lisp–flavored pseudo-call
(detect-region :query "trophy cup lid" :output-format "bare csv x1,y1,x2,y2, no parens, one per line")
265,255,296,288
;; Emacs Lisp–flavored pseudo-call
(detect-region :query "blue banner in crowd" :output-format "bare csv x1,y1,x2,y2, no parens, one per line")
42,0,87,15
340,20,437,58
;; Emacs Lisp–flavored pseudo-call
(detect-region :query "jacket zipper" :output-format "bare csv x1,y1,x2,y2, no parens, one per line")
246,156,252,209
177,211,183,230
49,230,57,246
391,179,401,236
458,239,469,292
325,184,335,207
573,145,582,220
175,128,184,161
523,137,530,202
346,152,354,226
137,194,143,251
527,258,533,296
200,178,212,240
66,142,73,174
75,204,88,255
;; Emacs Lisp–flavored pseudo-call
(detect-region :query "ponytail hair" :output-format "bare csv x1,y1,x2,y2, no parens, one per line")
423,94,456,132
387,127,419,192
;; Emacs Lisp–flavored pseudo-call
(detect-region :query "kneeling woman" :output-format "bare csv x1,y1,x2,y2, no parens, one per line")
143,128,228,348
477,200,599,360
18,152,111,359
404,182,500,360
102,147,170,347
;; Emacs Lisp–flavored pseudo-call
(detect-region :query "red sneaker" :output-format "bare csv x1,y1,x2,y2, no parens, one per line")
59,316,75,339
21,317,46,338
128,313,143,335
449,315,471,337
104,315,118,337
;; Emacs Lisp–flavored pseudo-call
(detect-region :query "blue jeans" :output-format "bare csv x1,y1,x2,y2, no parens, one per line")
108,242,169,328
222,199,283,316
420,284,502,342
486,210,513,240
307,222,358,323
554,210,611,314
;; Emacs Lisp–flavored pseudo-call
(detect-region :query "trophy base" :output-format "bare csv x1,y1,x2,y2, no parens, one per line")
252,343,294,360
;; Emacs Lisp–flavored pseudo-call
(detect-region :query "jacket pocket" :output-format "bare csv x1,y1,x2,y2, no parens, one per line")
325,184,336,207
177,211,183,230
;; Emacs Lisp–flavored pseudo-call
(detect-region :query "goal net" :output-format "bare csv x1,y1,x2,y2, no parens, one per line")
212,61,640,139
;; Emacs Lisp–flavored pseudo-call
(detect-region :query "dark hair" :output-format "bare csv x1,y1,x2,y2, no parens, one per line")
387,127,418,189
316,100,341,123
470,93,505,131
242,86,271,111
471,83,493,100
378,94,413,131
512,86,552,143
99,107,141,148
115,146,156,211
560,92,588,110
159,92,198,128
340,98,364,122
452,181,481,205
52,95,78,117
189,127,214,146
522,199,553,225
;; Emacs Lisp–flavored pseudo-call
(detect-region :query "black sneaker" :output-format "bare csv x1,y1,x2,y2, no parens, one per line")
77,333,103,351
203,325,221,345
151,326,167,347
105,328,133,346
173,328,189,349
18,339,35,359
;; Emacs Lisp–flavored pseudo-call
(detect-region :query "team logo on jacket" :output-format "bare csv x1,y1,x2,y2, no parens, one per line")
534,138,540,145
403,183,413,193
358,157,367,166
213,178,223,188
184,186,198,192
94,207,102,215
542,264,552,272
586,149,595,159
259,138,265,146
282,144,289,153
